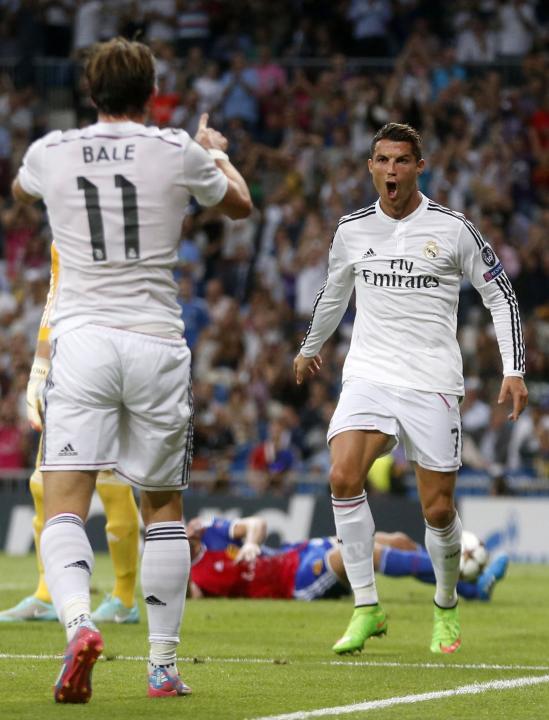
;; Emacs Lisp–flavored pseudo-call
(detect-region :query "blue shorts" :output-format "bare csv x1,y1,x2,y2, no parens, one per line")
290,538,350,601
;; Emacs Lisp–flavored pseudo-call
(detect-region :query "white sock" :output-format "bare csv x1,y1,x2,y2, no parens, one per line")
141,522,190,660
40,513,94,640
425,512,462,608
332,492,378,607
148,642,178,670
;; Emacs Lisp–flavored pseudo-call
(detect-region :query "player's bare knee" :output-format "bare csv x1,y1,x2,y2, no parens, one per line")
423,503,456,529
140,489,182,527
329,463,364,497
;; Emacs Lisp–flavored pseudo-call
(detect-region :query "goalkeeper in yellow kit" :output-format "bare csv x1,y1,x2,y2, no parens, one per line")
0,243,140,623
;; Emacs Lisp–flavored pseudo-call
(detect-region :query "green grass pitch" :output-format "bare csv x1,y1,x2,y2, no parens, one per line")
0,553,548,720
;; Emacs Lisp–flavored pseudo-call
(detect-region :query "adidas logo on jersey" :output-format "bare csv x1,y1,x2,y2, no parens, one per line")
145,595,167,606
58,443,78,457
362,248,376,258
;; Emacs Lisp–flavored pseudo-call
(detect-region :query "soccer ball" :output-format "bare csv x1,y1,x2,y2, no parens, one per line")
460,530,489,582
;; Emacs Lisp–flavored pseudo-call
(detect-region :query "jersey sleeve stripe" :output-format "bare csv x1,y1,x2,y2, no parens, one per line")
497,273,526,372
427,203,484,250
502,272,526,372
495,274,525,372
337,208,376,227
338,202,376,222
300,276,328,349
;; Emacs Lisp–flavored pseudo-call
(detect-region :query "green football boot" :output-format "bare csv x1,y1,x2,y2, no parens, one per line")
332,604,387,655
430,603,461,654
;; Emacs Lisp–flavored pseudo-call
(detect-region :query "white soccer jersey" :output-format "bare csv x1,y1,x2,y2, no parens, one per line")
300,194,525,395
17,121,228,339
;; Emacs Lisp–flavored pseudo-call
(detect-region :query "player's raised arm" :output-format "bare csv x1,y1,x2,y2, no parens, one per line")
194,113,252,219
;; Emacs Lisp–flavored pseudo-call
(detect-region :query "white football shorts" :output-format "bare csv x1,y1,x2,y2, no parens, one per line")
41,324,193,491
327,378,462,472
30,467,125,487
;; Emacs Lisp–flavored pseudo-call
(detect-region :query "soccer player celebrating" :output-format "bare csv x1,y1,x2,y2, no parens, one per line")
294,122,527,655
12,37,251,702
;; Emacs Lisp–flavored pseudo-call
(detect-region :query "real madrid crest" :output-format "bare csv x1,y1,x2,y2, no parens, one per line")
423,240,439,259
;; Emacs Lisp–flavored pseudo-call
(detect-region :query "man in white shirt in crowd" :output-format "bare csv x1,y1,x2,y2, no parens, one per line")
294,122,527,656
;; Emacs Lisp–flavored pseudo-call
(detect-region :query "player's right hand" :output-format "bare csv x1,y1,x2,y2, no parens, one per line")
26,356,50,431
293,352,322,385
194,113,229,153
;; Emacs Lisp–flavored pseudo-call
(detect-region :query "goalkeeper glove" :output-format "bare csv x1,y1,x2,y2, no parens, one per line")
26,356,50,431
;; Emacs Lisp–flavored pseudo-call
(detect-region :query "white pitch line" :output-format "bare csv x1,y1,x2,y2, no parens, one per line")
248,674,549,720
0,653,549,673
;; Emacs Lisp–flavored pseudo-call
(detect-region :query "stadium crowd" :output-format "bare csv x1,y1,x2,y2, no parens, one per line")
0,0,547,494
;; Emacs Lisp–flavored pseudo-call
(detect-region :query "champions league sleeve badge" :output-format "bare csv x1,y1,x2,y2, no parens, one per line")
481,244,496,266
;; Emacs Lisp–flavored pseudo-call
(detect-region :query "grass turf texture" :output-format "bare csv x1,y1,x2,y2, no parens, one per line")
0,553,548,720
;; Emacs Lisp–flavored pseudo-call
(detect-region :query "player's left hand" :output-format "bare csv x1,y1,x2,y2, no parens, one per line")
235,542,261,564
26,356,50,431
194,113,228,152
498,376,528,421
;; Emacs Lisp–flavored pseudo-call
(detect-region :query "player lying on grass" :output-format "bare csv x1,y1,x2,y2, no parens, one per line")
187,515,509,602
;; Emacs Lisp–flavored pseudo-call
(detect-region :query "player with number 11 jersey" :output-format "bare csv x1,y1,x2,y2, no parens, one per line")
18,122,227,339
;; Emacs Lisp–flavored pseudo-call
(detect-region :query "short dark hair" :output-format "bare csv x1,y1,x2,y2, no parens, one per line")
86,37,155,116
370,123,423,162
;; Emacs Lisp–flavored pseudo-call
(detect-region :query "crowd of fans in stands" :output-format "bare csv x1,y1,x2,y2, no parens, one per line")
0,1,547,495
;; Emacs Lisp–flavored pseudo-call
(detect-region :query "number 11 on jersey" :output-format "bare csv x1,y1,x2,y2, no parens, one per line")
77,174,140,261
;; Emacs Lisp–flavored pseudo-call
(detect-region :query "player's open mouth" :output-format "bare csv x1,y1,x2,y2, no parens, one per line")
386,181,397,200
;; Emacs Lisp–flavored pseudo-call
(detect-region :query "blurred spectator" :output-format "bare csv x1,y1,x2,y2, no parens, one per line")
461,376,492,470
72,1,103,56
193,60,224,118
40,0,74,58
248,417,296,496
177,275,210,351
479,401,515,468
507,397,549,472
219,52,260,132
0,202,43,280
204,277,232,323
346,0,393,57
143,0,177,44
175,0,210,58
456,13,497,63
0,394,30,469
255,45,287,99
496,0,537,59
